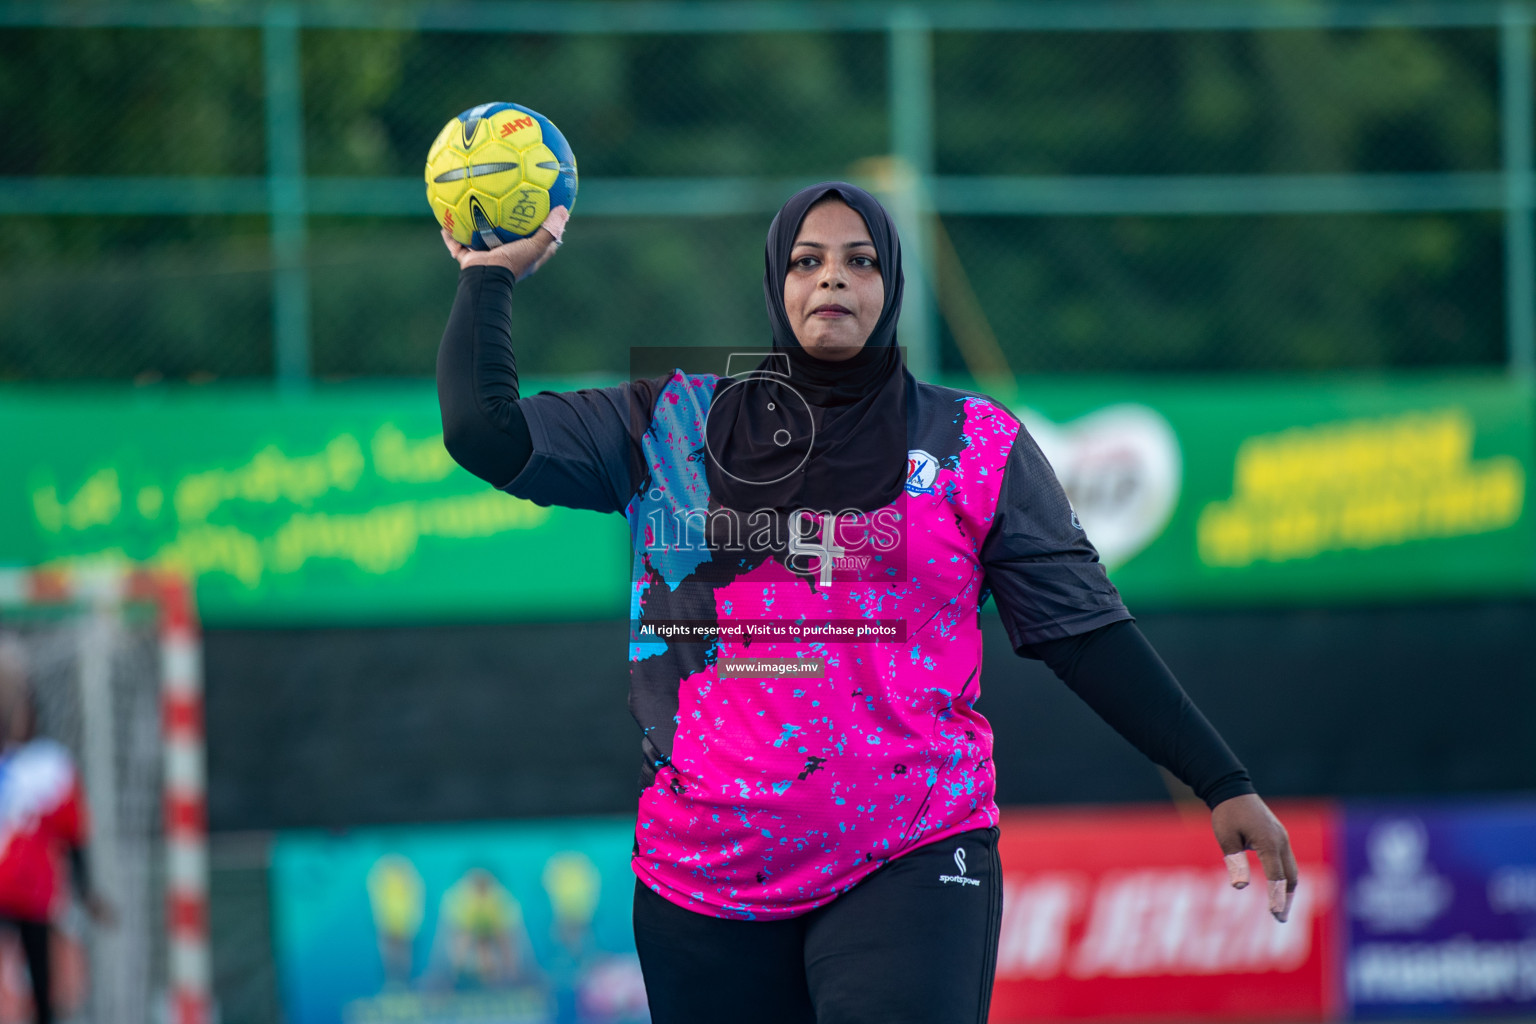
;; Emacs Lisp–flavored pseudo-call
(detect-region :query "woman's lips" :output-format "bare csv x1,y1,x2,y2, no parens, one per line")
811,304,852,316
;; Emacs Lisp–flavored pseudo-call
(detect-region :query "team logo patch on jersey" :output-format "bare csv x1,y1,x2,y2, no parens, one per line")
905,449,938,496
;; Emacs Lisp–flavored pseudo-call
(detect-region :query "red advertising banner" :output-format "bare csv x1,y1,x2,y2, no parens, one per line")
991,803,1341,1023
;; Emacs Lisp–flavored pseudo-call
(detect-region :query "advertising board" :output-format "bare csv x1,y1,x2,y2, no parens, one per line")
990,803,1341,1023
1344,801,1536,1017
267,800,1536,1023
271,817,647,1024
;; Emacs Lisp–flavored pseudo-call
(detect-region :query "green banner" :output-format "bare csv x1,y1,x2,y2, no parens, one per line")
0,386,631,624
1010,373,1533,605
0,375,1529,624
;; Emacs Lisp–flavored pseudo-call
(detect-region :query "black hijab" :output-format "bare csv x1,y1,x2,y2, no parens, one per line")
705,182,908,518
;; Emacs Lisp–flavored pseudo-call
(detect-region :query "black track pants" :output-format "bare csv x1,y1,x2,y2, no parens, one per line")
633,827,1002,1024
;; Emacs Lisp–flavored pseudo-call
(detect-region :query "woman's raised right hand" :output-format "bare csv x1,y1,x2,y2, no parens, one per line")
442,205,569,280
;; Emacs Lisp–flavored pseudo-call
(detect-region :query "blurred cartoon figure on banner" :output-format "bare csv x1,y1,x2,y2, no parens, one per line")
543,850,599,1021
366,854,424,988
545,851,600,964
432,866,535,990
538,851,646,1022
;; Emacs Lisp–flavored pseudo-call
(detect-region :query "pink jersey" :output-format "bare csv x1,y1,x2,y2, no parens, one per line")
508,369,1127,919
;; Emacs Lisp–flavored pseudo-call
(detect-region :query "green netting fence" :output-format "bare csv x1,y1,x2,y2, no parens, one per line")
1,1,1533,386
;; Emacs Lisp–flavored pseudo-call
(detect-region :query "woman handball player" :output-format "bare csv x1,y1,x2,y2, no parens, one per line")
436,182,1298,1024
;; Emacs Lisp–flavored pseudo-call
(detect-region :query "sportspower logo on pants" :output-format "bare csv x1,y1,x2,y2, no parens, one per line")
940,846,981,887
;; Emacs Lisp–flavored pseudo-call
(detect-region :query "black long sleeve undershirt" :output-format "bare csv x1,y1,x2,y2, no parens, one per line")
1025,619,1255,809
436,265,534,489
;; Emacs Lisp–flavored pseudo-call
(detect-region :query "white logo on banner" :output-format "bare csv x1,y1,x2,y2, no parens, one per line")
1020,405,1182,569
1351,818,1452,933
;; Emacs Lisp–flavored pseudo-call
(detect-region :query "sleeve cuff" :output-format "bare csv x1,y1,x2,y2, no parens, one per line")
1200,771,1258,810
1009,607,1135,656
461,263,516,288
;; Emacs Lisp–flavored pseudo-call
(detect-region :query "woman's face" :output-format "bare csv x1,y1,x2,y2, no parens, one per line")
783,199,884,361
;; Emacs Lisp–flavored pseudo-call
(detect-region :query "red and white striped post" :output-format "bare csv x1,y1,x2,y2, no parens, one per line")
152,574,211,1024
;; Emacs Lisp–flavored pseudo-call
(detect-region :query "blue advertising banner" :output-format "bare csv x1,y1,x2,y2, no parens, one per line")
271,818,649,1024
1344,801,1536,1017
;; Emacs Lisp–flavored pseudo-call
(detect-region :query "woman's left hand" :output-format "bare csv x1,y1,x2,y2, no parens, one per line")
1211,793,1298,922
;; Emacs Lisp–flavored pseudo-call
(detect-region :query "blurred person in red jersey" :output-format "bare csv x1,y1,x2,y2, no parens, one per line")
0,637,113,1024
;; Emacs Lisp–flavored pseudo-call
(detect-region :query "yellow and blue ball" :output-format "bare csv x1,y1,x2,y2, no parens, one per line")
425,102,578,250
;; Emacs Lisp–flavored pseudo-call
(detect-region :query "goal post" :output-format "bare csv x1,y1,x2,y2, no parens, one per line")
0,567,210,1024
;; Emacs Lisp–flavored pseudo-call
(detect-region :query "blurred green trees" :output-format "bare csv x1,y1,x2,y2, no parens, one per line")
0,20,1511,380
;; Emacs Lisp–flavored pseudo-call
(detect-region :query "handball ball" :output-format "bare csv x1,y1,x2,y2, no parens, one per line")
425,102,578,250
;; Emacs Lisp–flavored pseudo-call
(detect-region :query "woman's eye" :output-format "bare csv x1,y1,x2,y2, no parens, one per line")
793,256,818,269
851,255,877,268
